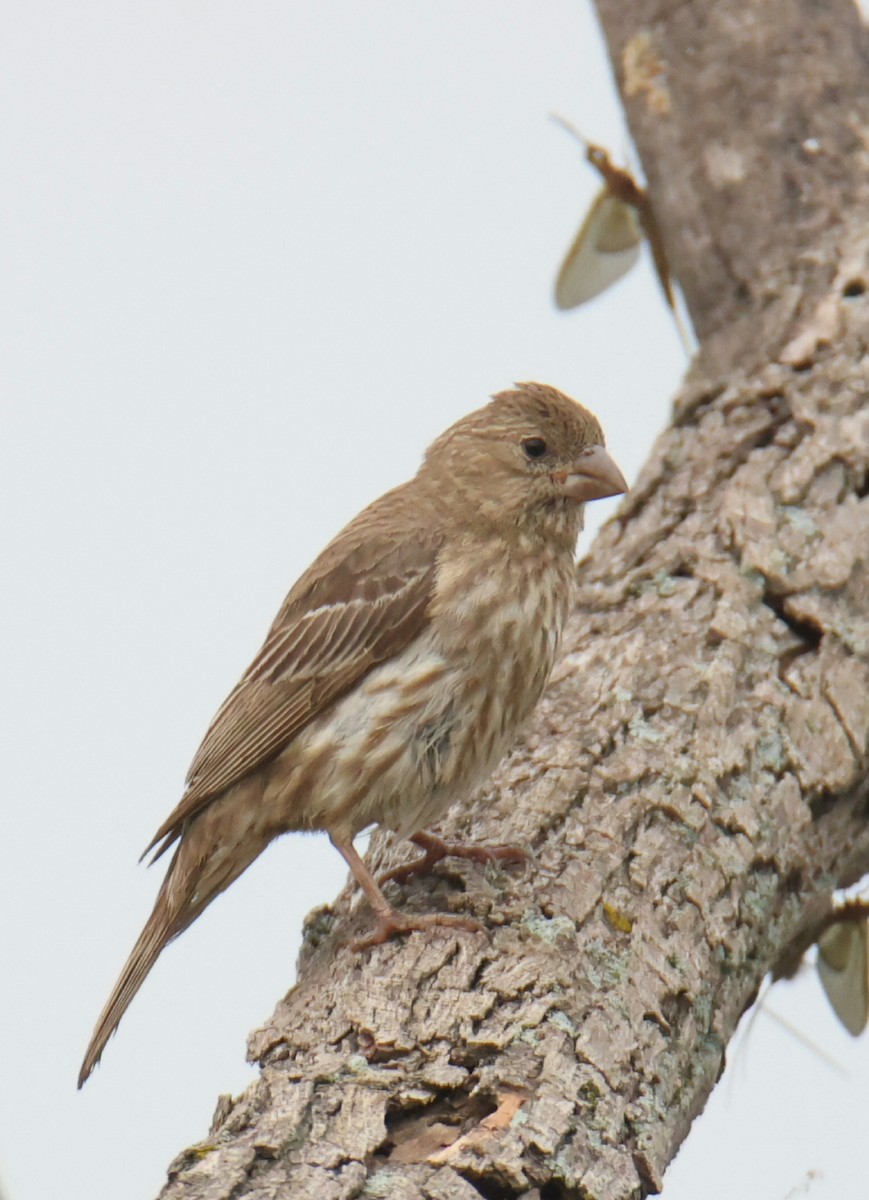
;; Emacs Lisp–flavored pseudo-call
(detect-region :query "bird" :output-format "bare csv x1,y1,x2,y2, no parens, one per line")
78,382,627,1087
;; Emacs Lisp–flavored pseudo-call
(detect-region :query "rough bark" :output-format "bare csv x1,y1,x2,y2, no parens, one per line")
159,2,869,1197
596,0,869,359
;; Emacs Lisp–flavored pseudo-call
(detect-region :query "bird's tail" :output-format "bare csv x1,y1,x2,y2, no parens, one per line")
77,852,192,1088
79,781,271,1088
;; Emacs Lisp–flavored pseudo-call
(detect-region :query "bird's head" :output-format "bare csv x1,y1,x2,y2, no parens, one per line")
422,382,627,543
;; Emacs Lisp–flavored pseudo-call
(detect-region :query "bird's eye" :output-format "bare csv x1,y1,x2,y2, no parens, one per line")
522,437,548,460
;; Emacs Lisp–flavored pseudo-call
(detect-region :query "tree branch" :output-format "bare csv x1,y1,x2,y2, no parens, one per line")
158,2,869,1196
594,0,869,353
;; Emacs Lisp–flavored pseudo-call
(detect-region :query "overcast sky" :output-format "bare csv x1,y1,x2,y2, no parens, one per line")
3,4,868,1199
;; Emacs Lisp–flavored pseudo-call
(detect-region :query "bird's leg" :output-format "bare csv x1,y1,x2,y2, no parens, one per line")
378,829,529,887
330,834,483,951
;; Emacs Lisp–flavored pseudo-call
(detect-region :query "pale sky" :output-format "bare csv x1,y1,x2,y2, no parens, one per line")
2,4,867,1199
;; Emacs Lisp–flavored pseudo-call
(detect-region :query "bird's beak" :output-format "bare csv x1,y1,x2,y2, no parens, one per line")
553,445,628,503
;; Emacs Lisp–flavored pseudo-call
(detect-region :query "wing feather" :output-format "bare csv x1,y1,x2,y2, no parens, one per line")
144,487,443,859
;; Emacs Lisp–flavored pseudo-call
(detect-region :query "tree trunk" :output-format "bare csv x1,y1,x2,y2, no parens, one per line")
159,2,869,1196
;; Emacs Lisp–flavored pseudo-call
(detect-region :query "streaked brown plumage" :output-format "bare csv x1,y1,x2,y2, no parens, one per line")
78,382,626,1087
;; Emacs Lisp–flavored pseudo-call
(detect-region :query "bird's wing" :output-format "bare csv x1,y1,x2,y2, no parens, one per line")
144,495,443,859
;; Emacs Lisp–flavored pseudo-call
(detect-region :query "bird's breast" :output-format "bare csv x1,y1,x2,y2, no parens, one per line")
263,537,576,840
423,536,577,781
432,536,576,694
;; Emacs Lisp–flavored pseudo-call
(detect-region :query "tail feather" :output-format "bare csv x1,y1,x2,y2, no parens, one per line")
78,868,189,1088
79,793,270,1087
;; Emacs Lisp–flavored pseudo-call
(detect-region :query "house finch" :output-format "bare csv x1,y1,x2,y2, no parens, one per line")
78,382,626,1087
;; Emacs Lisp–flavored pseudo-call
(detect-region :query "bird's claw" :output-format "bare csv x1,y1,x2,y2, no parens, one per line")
378,834,529,887
350,910,484,952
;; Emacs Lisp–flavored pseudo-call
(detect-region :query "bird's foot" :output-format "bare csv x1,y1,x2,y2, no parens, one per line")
379,830,529,887
329,833,486,952
351,909,483,952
